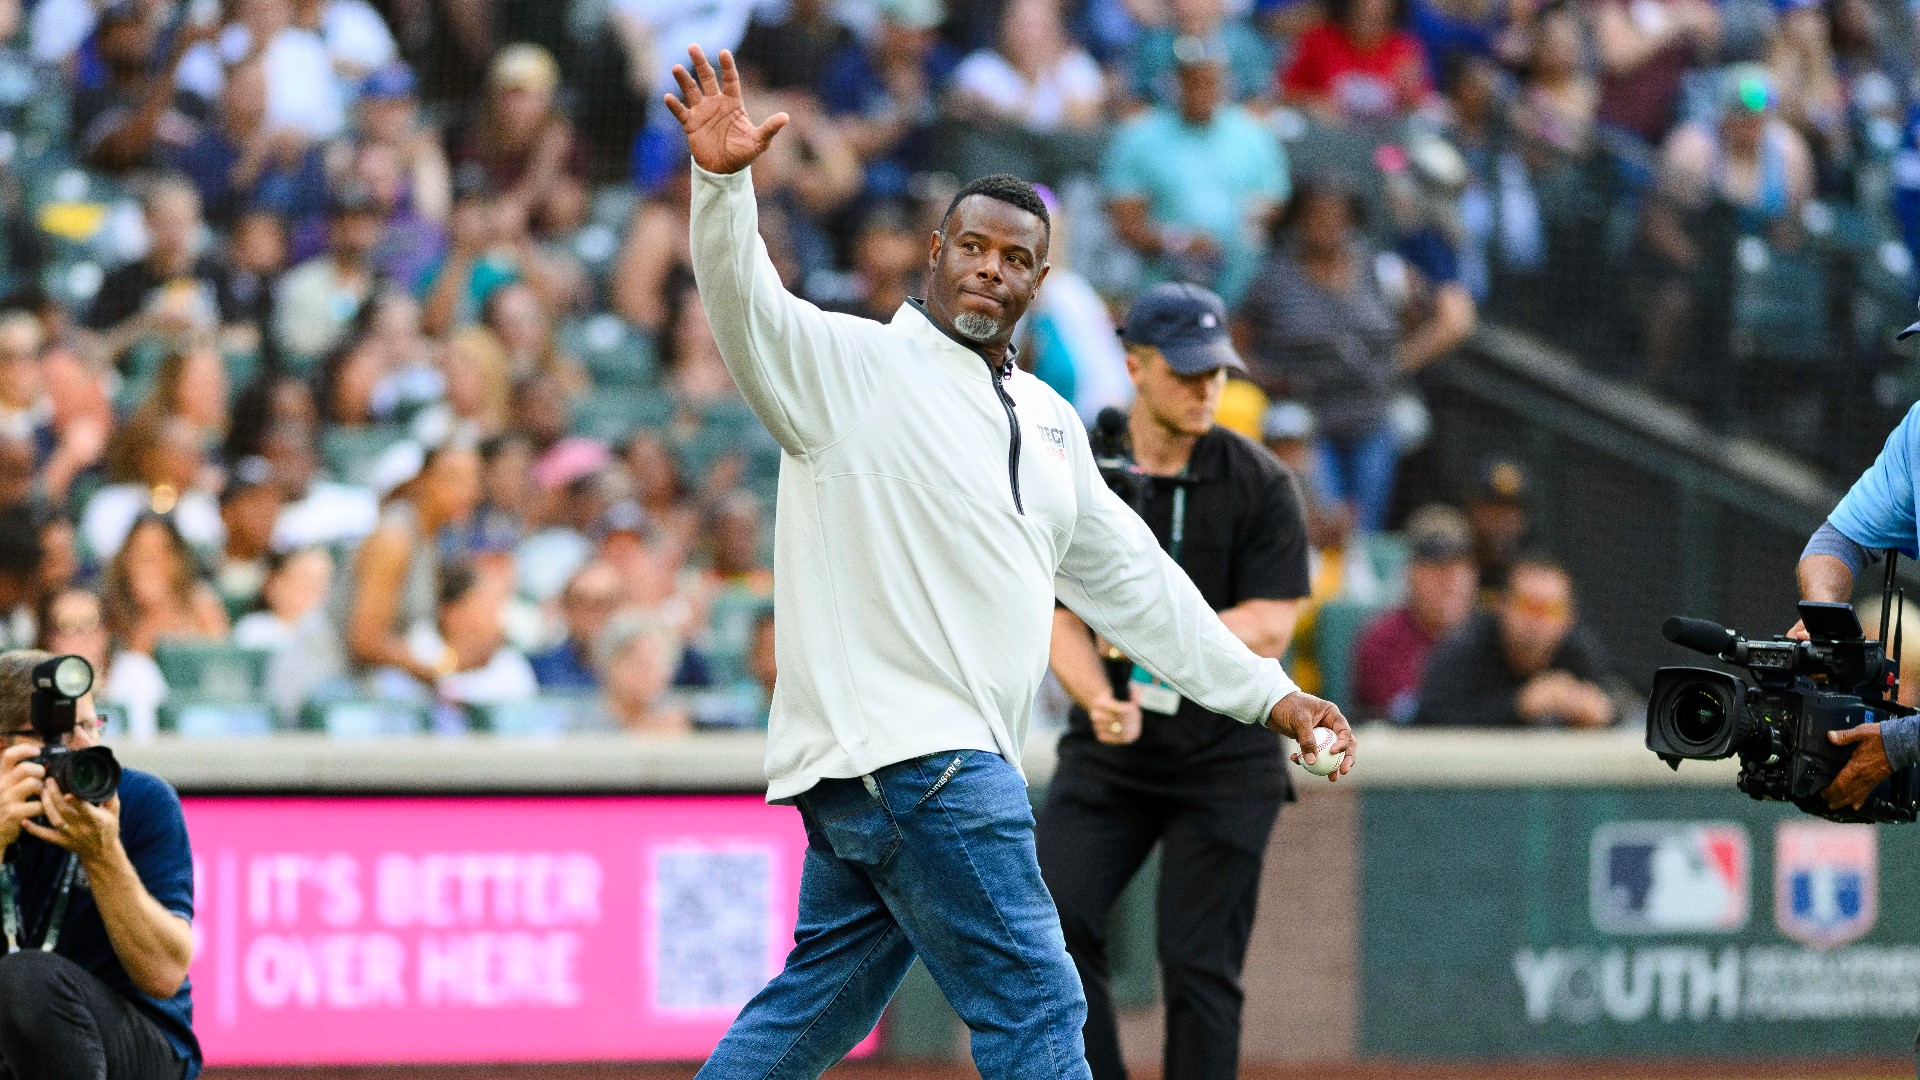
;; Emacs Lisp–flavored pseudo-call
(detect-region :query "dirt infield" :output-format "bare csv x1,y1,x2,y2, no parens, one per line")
205,1058,1912,1080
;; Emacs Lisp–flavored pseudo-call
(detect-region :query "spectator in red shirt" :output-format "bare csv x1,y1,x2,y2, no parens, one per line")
1353,504,1478,722
1282,0,1434,124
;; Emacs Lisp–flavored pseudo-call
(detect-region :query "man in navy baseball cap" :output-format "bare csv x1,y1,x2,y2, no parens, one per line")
1118,281,1247,375
1042,273,1312,1080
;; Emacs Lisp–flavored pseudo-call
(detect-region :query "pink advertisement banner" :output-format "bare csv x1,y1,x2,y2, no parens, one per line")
180,796,876,1065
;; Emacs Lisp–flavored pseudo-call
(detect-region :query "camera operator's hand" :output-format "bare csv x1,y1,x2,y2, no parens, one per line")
1266,691,1356,780
21,780,121,867
1823,724,1893,810
1090,689,1143,746
0,744,45,850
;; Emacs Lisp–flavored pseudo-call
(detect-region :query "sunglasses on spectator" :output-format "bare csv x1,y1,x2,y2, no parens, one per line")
1507,595,1571,620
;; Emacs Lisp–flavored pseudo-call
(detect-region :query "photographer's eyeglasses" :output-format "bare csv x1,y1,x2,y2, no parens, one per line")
0,716,106,743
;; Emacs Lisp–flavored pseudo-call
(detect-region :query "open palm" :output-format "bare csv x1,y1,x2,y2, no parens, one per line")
664,46,789,176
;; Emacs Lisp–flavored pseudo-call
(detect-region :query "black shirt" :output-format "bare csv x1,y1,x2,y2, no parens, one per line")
10,767,199,1075
84,254,240,335
1058,425,1311,799
734,13,855,93
1410,610,1615,727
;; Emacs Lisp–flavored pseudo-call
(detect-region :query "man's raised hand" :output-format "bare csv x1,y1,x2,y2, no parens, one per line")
664,46,788,176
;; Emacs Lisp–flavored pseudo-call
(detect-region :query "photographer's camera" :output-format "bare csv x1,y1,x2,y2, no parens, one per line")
29,654,117,805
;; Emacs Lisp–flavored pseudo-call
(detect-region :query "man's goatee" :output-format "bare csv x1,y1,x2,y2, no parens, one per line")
953,312,1002,342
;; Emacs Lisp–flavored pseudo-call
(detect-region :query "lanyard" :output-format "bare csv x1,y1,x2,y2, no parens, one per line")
1168,481,1189,564
0,855,78,954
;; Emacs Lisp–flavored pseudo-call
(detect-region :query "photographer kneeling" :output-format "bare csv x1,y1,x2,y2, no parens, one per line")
0,649,198,1079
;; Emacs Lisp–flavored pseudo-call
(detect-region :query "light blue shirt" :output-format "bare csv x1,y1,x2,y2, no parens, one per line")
1828,400,1920,770
1831,402,1920,558
1101,104,1289,306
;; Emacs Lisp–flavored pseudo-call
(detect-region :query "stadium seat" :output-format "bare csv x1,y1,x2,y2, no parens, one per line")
297,697,429,738
1730,236,1829,365
321,424,409,487
570,387,676,442
560,313,658,387
1362,533,1409,602
702,590,772,688
157,698,279,737
152,641,271,700
1314,601,1385,716
470,693,604,737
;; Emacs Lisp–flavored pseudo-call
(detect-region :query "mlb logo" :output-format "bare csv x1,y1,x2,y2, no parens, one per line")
1590,822,1750,934
1775,821,1878,949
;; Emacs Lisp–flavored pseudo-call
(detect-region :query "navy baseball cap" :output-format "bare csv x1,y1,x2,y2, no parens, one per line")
1119,282,1246,376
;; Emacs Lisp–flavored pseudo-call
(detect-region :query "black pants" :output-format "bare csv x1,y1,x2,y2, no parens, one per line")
1035,766,1282,1080
0,951,184,1080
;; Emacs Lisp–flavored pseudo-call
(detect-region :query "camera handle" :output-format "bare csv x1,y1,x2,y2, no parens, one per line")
1881,549,1903,705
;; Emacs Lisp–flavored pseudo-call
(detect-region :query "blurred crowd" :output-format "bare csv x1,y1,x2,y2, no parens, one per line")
0,0,1907,737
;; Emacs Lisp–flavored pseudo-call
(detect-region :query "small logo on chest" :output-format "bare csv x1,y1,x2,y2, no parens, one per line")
1033,422,1067,460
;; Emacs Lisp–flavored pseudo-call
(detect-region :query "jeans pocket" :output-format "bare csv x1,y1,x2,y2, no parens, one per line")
910,751,972,810
802,779,903,867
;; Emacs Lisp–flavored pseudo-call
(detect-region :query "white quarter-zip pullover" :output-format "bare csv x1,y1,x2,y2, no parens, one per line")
691,164,1300,802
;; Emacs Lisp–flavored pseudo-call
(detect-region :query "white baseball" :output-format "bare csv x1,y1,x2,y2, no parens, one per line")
1300,726,1344,777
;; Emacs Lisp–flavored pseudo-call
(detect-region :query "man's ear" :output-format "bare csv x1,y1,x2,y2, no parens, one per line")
928,230,943,270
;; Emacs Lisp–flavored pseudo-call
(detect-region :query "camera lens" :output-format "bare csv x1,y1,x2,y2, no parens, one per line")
1673,686,1729,747
64,748,118,804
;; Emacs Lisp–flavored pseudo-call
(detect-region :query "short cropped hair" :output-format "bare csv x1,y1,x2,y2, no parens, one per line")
941,174,1050,243
0,649,53,734
1510,551,1572,586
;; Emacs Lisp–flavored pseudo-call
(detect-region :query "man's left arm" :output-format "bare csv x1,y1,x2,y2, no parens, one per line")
1055,423,1353,774
25,782,193,999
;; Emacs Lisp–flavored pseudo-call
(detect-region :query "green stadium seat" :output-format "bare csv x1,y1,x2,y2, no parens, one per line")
157,698,279,737
152,641,270,700
1285,122,1394,240
589,185,638,231
1315,601,1385,717
703,589,773,688
321,424,409,487
1362,533,1409,597
1730,236,1828,365
298,697,428,738
560,313,658,387
570,387,675,442
471,693,604,737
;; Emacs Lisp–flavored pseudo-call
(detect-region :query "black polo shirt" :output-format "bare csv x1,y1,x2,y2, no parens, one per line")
1059,424,1311,799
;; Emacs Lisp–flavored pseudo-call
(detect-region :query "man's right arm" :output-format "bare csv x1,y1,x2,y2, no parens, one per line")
689,168,880,458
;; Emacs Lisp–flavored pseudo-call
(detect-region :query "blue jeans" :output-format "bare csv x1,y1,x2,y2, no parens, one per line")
697,750,1093,1080
1315,425,1401,534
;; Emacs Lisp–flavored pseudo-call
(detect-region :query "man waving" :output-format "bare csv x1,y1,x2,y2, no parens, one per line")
667,45,1355,1080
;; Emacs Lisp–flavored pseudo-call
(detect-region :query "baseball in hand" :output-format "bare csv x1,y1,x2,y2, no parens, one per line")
1301,726,1344,777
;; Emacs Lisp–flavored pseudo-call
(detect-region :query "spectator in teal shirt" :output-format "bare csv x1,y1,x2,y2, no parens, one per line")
1129,0,1274,106
1103,38,1289,306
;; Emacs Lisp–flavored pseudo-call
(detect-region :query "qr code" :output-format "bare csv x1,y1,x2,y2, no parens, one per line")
651,845,777,1011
